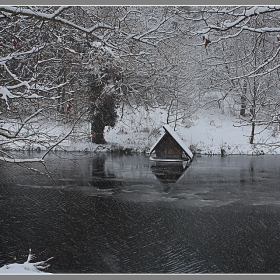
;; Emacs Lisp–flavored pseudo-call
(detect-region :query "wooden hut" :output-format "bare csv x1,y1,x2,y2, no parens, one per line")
149,124,193,162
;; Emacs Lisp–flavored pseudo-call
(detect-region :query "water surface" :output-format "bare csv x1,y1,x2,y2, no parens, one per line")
1,152,280,273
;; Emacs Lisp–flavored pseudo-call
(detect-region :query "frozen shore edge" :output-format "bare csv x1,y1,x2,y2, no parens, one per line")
3,141,279,157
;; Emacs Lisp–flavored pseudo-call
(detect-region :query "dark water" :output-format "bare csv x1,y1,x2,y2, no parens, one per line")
1,152,280,273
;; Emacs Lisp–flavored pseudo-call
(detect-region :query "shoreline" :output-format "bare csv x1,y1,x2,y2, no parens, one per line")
3,142,279,157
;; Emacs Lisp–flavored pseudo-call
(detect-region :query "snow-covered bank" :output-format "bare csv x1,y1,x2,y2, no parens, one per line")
2,104,280,156
104,105,280,156
0,249,53,274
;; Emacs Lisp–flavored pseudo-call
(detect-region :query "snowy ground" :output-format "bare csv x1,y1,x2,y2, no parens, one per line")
2,102,280,156
104,105,280,156
0,249,52,274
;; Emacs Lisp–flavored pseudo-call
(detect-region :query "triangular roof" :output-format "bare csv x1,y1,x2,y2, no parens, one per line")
149,124,193,159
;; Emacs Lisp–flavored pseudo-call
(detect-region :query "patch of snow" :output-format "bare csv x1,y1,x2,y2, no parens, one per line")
0,86,18,108
0,249,53,274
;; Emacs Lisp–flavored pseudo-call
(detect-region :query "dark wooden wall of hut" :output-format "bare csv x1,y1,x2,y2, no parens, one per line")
154,133,183,159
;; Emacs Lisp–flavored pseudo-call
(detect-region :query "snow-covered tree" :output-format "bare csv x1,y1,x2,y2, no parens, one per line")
0,6,180,165
180,6,280,143
86,45,122,144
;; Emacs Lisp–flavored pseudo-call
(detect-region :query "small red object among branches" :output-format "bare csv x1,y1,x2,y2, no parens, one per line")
13,40,18,50
66,104,72,114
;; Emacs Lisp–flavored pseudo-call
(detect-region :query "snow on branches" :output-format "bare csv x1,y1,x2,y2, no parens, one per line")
0,6,177,48
188,6,280,34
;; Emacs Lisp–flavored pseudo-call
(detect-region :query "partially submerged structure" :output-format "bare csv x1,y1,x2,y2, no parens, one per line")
149,124,193,162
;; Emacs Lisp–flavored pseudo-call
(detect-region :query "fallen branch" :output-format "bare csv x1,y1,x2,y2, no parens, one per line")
0,248,53,274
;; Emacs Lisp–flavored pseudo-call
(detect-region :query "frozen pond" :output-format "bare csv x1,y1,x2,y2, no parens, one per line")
1,152,280,273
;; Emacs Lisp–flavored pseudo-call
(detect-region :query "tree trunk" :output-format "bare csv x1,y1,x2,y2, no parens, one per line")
91,123,106,144
57,67,67,114
166,99,174,124
249,122,255,144
240,94,246,116
240,81,247,116
249,81,257,144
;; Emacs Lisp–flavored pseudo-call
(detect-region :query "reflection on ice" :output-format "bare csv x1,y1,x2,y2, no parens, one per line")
150,161,190,184
2,152,280,206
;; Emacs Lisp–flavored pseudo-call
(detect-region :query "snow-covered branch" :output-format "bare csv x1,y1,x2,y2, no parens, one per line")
3,64,32,89
0,156,44,163
0,45,45,65
0,6,112,42
14,108,44,137
192,6,280,33
0,6,70,20
0,6,176,48
133,16,175,42
230,46,280,80
41,110,87,160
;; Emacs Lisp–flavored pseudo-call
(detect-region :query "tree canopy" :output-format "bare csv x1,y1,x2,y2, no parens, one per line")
1,5,280,165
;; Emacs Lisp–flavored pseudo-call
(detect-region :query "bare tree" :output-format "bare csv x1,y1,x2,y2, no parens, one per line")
179,6,280,144
0,6,183,165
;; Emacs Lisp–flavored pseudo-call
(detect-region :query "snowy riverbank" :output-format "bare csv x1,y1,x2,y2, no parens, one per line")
2,105,280,156
105,106,280,156
55,106,280,156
